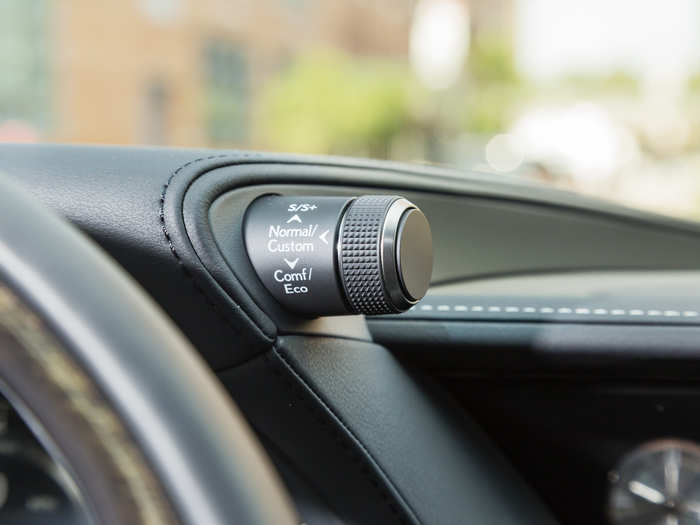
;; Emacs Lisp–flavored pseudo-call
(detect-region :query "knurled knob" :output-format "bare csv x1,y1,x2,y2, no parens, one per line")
339,196,432,315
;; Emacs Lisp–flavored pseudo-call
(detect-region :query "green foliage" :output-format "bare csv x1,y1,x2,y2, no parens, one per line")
257,38,641,158
468,35,520,86
461,85,520,134
562,70,638,93
461,35,523,134
257,50,415,156
688,73,700,93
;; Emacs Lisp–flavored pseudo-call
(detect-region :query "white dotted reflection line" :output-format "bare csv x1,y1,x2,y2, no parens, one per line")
411,304,699,319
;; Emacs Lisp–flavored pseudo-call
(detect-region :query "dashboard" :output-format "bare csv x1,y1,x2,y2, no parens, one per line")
373,272,700,524
3,144,700,524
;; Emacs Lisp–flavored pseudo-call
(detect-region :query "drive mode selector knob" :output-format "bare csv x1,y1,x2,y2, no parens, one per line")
243,195,432,317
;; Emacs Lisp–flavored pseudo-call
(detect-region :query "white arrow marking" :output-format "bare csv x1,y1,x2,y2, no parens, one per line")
287,214,302,224
284,258,299,269
319,230,330,244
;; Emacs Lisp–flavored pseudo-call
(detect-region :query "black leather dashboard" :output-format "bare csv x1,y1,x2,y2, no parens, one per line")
371,271,700,376
3,144,700,525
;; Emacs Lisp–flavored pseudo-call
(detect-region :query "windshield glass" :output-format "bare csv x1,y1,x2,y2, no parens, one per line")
3,1,699,220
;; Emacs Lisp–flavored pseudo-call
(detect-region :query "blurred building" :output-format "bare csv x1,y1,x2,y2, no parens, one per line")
2,0,414,147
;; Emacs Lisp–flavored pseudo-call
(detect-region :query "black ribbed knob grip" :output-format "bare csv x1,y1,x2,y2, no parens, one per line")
339,196,398,314
339,196,432,315
244,195,432,317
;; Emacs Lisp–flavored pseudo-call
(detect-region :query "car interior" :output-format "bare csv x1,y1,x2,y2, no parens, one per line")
1,2,700,525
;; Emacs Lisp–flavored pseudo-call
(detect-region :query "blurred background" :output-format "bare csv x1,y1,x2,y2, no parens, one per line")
3,0,700,220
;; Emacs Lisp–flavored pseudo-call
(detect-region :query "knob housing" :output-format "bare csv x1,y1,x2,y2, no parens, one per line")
243,195,432,317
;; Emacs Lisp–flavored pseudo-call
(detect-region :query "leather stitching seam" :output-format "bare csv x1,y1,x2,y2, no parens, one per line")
159,154,274,341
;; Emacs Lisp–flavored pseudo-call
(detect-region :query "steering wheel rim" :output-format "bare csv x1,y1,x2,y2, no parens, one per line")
0,172,297,524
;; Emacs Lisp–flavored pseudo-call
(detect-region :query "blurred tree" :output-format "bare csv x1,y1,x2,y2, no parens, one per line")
468,35,520,86
461,34,523,135
257,50,415,158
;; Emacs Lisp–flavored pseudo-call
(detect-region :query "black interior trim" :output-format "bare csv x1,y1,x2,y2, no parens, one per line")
6,145,700,525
